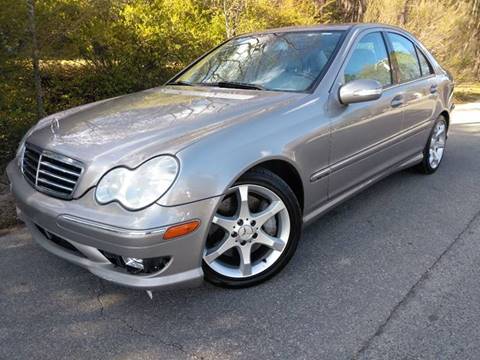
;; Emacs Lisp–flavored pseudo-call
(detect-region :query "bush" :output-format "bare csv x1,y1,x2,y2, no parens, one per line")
1,0,479,173
0,62,36,170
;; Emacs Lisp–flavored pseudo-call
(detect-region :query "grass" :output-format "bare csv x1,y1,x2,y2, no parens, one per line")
454,83,480,104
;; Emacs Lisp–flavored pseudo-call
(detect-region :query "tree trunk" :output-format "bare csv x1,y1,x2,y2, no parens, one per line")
354,0,366,22
338,0,366,22
222,0,246,38
398,0,410,26
223,0,232,38
27,0,45,120
473,49,480,80
471,0,480,80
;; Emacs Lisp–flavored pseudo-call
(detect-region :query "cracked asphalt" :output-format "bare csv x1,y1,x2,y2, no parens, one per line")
1,115,480,359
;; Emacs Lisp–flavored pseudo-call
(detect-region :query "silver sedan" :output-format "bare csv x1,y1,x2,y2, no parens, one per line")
7,23,453,290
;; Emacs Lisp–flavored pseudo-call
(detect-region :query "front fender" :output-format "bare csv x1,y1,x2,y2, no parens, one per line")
156,120,304,207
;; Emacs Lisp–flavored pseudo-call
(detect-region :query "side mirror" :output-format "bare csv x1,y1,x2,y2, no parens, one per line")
339,79,383,105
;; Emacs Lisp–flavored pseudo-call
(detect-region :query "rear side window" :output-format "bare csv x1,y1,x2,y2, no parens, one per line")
387,33,421,82
416,48,433,76
344,32,392,86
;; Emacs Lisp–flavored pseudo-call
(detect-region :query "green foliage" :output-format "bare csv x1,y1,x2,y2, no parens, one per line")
364,0,479,81
0,0,479,171
0,0,33,169
0,0,227,170
0,68,36,168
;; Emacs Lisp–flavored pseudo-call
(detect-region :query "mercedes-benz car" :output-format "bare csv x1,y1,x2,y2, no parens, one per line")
7,23,454,290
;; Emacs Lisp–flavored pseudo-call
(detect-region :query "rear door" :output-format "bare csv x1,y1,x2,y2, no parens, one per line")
328,30,404,199
385,32,437,136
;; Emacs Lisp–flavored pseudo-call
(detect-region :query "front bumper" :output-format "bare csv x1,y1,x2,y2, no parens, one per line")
7,161,221,290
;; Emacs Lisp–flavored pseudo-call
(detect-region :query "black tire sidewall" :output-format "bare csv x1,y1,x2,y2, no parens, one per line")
203,168,302,288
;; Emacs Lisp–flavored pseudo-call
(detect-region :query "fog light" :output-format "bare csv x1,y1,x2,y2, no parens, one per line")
122,257,144,270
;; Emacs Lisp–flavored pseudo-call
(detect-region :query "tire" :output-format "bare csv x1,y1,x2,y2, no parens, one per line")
416,115,448,174
203,168,302,288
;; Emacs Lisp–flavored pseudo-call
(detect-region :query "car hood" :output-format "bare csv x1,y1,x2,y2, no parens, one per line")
26,85,304,196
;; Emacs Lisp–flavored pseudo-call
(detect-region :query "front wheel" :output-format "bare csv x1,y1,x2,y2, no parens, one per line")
203,168,302,288
417,115,448,174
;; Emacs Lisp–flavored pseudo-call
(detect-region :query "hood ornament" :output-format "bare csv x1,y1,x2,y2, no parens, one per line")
50,117,60,138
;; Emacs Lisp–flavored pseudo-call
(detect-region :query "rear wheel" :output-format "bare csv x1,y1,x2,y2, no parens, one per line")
417,116,448,174
203,168,301,288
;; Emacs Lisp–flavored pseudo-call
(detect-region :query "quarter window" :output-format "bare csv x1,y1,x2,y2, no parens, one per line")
417,48,433,76
344,32,392,86
387,33,421,82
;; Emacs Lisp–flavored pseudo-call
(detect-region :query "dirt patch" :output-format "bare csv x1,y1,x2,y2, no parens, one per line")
0,171,20,230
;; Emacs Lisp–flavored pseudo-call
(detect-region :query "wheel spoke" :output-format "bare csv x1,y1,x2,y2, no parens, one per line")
252,200,285,227
237,185,251,219
212,214,236,232
255,230,286,252
436,125,446,138
204,236,236,264
436,148,444,160
427,120,447,169
238,243,253,276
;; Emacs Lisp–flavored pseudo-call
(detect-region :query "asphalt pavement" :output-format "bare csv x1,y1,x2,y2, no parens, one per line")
1,108,479,360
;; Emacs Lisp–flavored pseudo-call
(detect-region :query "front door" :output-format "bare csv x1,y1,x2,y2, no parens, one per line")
328,30,404,199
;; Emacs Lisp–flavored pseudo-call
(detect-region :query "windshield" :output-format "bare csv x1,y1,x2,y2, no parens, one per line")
173,31,344,92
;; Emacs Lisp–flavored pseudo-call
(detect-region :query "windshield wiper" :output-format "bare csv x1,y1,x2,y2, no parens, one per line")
206,81,266,91
167,80,194,86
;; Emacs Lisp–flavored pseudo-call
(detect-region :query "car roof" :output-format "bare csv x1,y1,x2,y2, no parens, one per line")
239,23,408,37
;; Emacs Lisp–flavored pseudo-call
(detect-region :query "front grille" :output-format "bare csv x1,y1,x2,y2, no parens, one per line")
22,143,84,199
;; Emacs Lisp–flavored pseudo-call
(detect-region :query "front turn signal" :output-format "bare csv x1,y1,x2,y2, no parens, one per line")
163,220,200,240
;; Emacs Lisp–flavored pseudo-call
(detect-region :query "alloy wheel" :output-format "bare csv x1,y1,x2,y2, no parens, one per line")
428,119,447,169
203,184,291,279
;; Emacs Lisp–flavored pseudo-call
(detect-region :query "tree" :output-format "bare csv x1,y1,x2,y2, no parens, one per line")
221,0,247,37
1,0,480,172
27,0,45,119
338,0,367,22
365,0,478,81
467,0,480,78
398,0,410,25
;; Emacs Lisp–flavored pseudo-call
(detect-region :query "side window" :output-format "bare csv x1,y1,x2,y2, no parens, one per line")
416,47,433,76
344,32,392,86
387,33,421,82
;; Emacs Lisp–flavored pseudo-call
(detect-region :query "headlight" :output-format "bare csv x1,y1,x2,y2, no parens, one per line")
95,156,179,210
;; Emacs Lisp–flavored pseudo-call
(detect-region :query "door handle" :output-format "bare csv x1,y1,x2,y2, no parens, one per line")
430,84,438,94
391,96,404,108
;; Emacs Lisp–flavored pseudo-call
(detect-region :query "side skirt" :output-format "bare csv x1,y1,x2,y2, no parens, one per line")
302,152,423,227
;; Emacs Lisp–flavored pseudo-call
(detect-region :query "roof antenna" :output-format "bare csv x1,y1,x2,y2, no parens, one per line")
146,290,153,300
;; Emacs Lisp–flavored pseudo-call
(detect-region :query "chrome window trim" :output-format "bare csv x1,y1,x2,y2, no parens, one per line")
329,26,438,94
